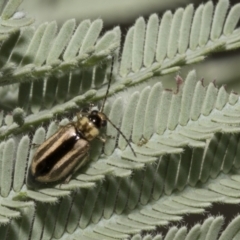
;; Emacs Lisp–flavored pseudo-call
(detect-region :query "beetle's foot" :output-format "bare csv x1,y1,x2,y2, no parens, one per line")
137,137,148,146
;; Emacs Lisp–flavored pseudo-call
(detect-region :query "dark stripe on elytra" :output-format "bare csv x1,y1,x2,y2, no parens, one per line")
35,128,68,160
35,133,79,177
35,125,85,161
52,145,88,178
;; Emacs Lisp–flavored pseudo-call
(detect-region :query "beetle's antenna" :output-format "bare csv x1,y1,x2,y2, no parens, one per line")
105,115,137,157
100,57,137,157
100,57,114,113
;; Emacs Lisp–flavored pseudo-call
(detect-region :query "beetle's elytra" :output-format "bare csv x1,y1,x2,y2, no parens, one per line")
28,111,107,184
27,58,136,186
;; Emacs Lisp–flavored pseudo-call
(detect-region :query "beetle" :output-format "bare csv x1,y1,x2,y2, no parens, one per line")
27,58,136,185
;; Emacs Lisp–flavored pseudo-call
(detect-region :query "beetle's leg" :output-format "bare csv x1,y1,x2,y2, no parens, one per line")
80,103,95,113
88,102,94,110
63,174,73,184
54,119,60,125
76,111,89,120
77,112,83,120
73,154,89,173
97,136,106,143
102,133,115,139
107,134,115,139
30,143,40,149
137,137,148,146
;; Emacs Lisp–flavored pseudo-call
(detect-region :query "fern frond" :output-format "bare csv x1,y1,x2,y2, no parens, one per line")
118,0,240,84
128,215,240,240
0,19,119,113
0,18,119,85
1,0,240,239
0,0,34,42
1,69,240,239
0,0,239,135
0,0,239,114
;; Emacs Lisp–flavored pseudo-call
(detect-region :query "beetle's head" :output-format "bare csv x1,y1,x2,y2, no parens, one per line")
88,110,107,129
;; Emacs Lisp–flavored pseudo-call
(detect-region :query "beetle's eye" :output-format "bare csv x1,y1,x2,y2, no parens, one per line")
89,115,101,128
